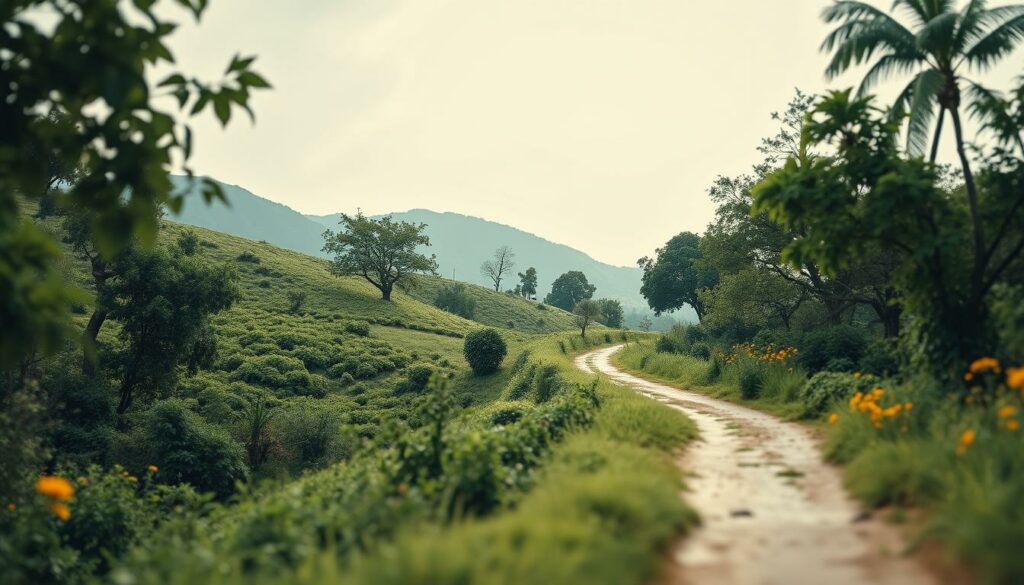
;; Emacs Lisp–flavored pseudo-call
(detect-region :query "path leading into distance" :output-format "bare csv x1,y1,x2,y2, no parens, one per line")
575,345,939,585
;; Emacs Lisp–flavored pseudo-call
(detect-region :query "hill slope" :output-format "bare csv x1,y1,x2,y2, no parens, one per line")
167,176,696,324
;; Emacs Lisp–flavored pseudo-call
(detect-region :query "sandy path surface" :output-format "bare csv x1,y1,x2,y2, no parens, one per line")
575,345,938,585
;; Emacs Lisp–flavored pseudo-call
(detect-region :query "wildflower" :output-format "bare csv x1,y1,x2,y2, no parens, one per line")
969,357,1000,374
853,371,861,379
397,482,409,495
1007,419,1020,432
828,413,839,425
147,465,159,473
998,405,1017,419
36,476,74,501
1007,367,1024,390
50,503,70,522
956,429,976,456
6,503,14,512
964,372,974,382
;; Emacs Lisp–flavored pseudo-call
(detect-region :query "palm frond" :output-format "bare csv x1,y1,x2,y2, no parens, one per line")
953,0,988,53
917,11,959,57
892,0,937,27
965,81,1018,145
964,12,1024,70
857,53,924,94
821,4,919,78
906,68,944,156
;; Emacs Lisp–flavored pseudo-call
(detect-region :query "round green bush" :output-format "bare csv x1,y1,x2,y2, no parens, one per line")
798,325,868,373
688,342,711,360
799,371,876,418
463,329,507,375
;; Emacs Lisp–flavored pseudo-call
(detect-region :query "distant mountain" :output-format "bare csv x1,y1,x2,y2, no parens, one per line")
168,176,696,324
169,176,327,258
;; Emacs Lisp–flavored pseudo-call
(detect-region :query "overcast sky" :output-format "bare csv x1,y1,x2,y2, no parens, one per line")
166,0,1023,267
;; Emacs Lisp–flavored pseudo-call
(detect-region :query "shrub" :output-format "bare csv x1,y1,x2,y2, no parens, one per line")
434,283,477,319
278,406,344,470
859,338,900,377
344,321,370,337
236,251,260,263
738,369,763,400
257,279,271,288
339,372,355,387
396,365,434,394
132,400,248,498
798,325,868,373
799,371,875,418
825,357,856,372
286,290,307,314
478,401,534,426
231,355,311,392
654,335,678,354
688,342,711,360
537,303,547,310
463,329,507,375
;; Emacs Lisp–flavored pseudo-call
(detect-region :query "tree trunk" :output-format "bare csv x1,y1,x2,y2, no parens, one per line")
929,106,945,163
381,285,392,301
81,308,108,376
949,106,986,296
116,379,134,414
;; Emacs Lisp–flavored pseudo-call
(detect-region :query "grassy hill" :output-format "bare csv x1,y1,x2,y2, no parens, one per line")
167,175,696,327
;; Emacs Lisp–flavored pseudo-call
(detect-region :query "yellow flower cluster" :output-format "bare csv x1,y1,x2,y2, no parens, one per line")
998,404,1020,432
849,388,912,430
726,343,798,365
1007,367,1024,391
36,476,74,521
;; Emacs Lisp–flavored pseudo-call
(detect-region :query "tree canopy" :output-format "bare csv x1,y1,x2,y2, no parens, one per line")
544,271,596,311
322,213,438,301
481,246,515,292
518,267,538,299
573,299,603,337
638,232,718,320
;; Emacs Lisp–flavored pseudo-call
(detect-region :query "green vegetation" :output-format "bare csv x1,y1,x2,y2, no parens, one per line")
464,329,509,375
544,270,596,311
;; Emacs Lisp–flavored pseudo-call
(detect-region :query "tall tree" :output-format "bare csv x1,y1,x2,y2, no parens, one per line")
518,267,538,299
597,299,624,328
108,247,239,414
322,213,438,301
638,232,718,321
573,299,603,337
544,271,596,311
481,246,515,292
0,0,268,374
821,0,1024,294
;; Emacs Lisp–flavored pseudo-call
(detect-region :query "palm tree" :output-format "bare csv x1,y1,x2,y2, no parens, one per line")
821,0,1024,285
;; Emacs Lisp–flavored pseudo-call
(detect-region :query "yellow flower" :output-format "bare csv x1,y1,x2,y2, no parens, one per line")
36,476,74,502
956,429,976,455
828,413,839,425
6,503,15,512
50,502,70,522
853,371,861,379
963,372,975,382
1007,367,1024,390
147,465,159,473
969,357,1000,374
1007,419,1020,432
998,405,1017,419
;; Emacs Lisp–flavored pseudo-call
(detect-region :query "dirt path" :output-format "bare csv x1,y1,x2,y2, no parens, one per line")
576,345,938,585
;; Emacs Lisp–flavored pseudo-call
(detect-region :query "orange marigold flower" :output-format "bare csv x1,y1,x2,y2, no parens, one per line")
956,429,976,455
1007,367,1024,390
963,372,975,382
50,502,70,521
969,357,1000,374
147,465,159,473
36,476,74,501
6,503,15,512
1007,419,1020,432
998,405,1017,419
828,413,839,425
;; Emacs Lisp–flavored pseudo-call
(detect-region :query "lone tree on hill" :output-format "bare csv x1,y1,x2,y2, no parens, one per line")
322,212,437,301
518,267,538,299
481,246,515,292
544,271,596,311
573,299,603,338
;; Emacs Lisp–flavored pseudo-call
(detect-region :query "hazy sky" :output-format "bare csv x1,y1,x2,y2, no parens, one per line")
167,1,1023,267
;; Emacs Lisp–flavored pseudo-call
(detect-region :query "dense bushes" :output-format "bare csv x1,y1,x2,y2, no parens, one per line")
798,371,876,418
464,329,508,375
127,400,249,499
797,325,867,374
434,283,477,319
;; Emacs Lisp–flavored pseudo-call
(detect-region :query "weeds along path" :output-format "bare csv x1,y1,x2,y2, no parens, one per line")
575,345,936,585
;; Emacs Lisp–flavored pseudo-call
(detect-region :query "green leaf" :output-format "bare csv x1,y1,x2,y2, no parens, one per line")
158,73,187,88
238,71,271,89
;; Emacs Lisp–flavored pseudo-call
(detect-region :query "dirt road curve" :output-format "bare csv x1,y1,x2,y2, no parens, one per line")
576,345,938,585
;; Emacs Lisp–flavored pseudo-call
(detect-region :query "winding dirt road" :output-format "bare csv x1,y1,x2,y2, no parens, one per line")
576,345,938,585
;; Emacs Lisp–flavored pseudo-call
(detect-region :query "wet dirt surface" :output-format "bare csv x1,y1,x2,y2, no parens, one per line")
576,345,939,585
